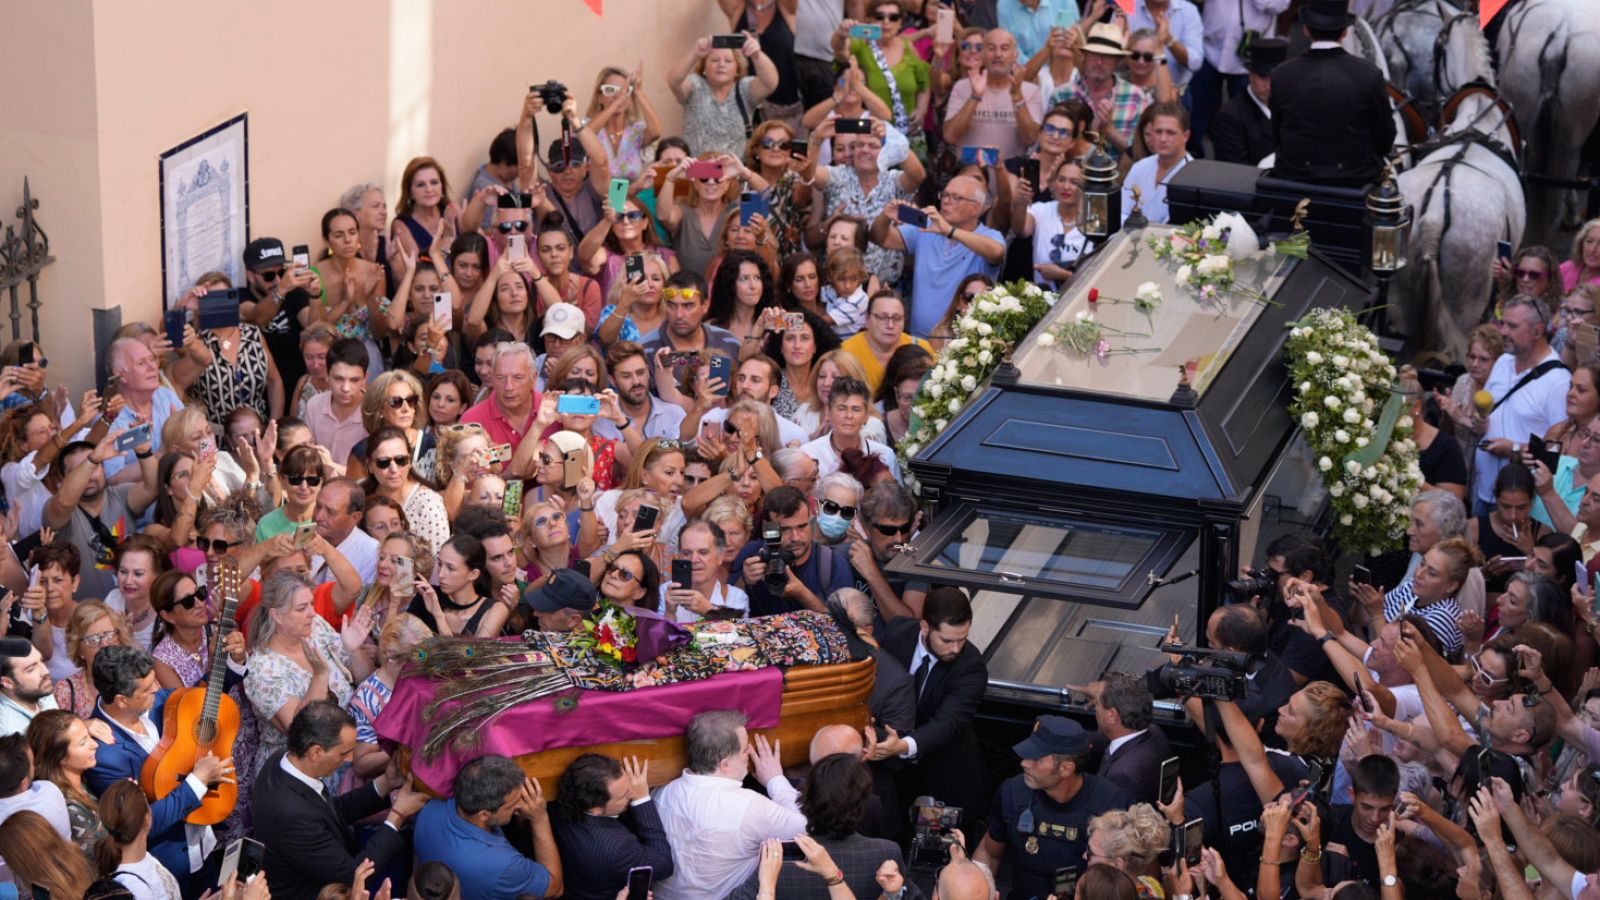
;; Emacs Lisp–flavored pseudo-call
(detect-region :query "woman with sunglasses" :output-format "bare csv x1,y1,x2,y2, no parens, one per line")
834,1,932,158
877,344,934,446
50,601,133,718
598,548,662,613
931,25,987,113
930,274,995,350
362,426,450,556
580,197,680,303
1012,158,1086,288
531,212,603,331
519,497,584,586
102,534,168,651
1490,245,1562,312
760,308,840,421
347,371,434,482
585,63,665,182
254,445,324,542
408,533,510,639
657,152,745,280
597,252,671,347
1121,30,1176,105
742,121,814,259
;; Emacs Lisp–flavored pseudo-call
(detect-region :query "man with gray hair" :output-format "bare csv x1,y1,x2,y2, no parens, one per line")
849,481,925,621
1475,294,1570,516
461,341,542,453
870,175,1005,338
651,709,805,900
103,336,186,482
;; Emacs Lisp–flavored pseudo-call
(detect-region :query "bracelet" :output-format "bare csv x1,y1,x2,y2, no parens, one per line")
1405,722,1414,740
134,449,153,460
1318,633,1335,645
823,872,845,887
580,505,595,512
947,225,957,239
1300,847,1322,863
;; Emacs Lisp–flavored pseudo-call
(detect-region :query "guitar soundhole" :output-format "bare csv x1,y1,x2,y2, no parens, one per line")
196,720,218,744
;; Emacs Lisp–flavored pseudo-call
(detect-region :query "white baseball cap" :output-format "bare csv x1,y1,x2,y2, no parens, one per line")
542,303,585,340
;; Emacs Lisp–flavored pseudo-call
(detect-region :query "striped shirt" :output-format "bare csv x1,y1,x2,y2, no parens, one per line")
1383,579,1465,656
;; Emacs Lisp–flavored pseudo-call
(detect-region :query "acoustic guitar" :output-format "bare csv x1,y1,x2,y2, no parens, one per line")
140,563,243,825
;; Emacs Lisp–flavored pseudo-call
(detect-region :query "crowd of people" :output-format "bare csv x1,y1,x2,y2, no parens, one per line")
2,0,1600,898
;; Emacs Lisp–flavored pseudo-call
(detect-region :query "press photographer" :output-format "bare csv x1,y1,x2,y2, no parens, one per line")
1145,604,1297,739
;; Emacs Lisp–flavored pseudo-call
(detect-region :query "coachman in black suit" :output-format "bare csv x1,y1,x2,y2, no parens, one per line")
251,702,426,900
1211,38,1287,166
1269,0,1396,186
873,587,989,831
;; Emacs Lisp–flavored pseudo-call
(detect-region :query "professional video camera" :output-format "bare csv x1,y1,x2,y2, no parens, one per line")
908,798,963,869
1222,567,1277,606
530,80,570,114
759,522,791,592
1151,644,1256,702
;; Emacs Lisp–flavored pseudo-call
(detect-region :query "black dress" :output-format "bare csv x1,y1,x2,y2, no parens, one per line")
1419,430,1469,492
406,594,494,636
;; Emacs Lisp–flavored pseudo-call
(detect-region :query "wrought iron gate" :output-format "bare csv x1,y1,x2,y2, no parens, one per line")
0,179,51,345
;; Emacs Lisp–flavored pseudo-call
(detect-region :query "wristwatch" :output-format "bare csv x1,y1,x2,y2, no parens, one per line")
1382,874,1398,887
1513,442,1523,454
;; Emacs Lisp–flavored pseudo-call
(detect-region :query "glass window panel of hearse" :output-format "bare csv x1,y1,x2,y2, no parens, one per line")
1013,225,1299,403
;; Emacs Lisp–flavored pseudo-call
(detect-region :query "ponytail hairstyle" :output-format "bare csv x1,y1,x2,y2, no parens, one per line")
94,780,152,876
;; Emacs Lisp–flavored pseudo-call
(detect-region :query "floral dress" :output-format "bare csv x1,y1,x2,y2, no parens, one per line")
592,435,620,491
245,617,353,786
194,327,272,429
767,171,813,260
821,166,910,286
63,792,104,857
596,120,650,181
152,630,261,842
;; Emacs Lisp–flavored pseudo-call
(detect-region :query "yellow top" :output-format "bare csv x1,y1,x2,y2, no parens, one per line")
841,331,934,393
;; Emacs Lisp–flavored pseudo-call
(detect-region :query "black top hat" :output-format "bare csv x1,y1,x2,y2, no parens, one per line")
1301,0,1354,31
1245,38,1289,74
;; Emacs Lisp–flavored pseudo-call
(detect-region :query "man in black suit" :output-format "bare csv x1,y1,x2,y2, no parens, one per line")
1211,38,1286,166
1269,0,1396,186
252,701,428,900
1079,673,1172,806
869,586,989,829
548,754,674,900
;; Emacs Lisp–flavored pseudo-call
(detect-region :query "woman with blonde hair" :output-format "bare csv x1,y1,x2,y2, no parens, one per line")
350,612,434,780
585,63,665,181
705,495,754,568
655,151,743,278
436,422,494,517
159,404,250,500
548,345,611,393
391,156,460,259
366,531,437,635
0,810,96,899
791,350,888,442
1447,323,1506,487
665,32,781,158
595,438,689,549
741,120,813,258
518,496,582,585
1562,218,1600,293
597,251,671,346
52,602,134,717
1086,804,1171,897
347,369,433,482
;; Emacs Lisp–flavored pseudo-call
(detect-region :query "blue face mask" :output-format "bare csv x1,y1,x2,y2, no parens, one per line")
816,512,852,540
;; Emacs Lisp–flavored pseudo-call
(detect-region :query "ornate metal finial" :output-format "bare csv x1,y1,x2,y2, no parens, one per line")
1124,186,1148,230
1290,198,1311,233
1176,362,1191,386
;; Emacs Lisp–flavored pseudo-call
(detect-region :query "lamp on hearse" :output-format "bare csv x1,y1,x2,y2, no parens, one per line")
1079,137,1120,245
1363,163,1409,338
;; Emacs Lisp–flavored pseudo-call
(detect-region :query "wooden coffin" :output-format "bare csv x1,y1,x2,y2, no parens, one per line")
511,657,877,788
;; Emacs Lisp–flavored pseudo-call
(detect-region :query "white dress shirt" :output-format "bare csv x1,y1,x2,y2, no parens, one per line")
651,770,808,900
1105,729,1148,759
1473,349,1572,503
1122,153,1192,225
0,780,70,838
1201,0,1292,74
799,433,901,481
103,705,216,873
0,691,58,738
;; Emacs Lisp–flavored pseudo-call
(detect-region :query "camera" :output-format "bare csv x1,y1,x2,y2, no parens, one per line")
759,523,790,592
1152,644,1256,702
531,80,569,114
908,799,962,869
1223,567,1277,606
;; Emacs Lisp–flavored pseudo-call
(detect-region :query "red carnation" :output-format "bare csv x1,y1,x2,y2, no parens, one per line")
1088,288,1099,305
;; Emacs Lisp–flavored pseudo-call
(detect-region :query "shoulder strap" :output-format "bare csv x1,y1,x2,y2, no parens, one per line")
1490,359,1567,413
732,81,754,140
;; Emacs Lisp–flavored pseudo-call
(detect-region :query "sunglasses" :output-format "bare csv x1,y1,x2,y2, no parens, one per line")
194,537,237,554
171,586,210,610
873,11,902,21
693,177,722,185
373,455,411,470
1041,123,1075,139
1470,653,1509,686
284,473,323,487
663,288,702,300
1129,51,1158,63
83,631,120,648
599,83,624,96
607,566,639,584
547,159,583,173
655,439,689,450
529,513,562,530
758,137,787,150
819,498,858,520
873,521,913,536
257,268,285,282
959,41,983,51
618,210,648,222
1513,268,1547,280
387,394,421,409
497,220,531,234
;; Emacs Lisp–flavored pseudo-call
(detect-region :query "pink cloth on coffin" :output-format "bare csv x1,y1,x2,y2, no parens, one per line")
375,666,784,793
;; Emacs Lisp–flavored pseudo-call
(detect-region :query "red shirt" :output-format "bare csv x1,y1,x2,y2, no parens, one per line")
235,580,344,641
460,394,542,454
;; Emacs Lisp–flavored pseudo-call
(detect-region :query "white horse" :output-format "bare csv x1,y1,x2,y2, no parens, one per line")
1374,0,1463,121
1394,13,1527,355
1497,0,1600,236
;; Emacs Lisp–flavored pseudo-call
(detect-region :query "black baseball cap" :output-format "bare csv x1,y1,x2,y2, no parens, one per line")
243,238,287,271
1013,715,1092,759
524,568,599,613
547,139,589,167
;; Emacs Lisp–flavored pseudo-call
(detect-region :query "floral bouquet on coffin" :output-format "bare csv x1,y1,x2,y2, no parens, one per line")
1286,308,1423,555
1148,211,1310,305
571,601,691,668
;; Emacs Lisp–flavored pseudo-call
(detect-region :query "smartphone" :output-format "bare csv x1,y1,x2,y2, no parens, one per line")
960,146,999,166
1498,240,1514,263
849,23,883,40
785,139,809,157
1052,867,1080,898
1498,555,1528,565
625,867,653,900
936,6,955,42
780,312,804,332
488,443,514,465
503,480,524,519
433,293,453,331
609,177,631,214
1351,679,1368,715
1352,564,1373,586
199,291,242,330
218,837,266,887
686,160,725,181
30,884,49,900
1529,433,1562,472
895,205,930,228
1157,757,1180,806
1182,818,1205,867
292,244,310,267
115,423,153,453
293,522,317,550
707,354,733,396
557,394,603,416
835,117,872,135
624,254,646,283
1020,157,1041,192
634,504,660,534
394,556,416,598
672,558,693,589
562,449,585,489
665,350,702,369
103,374,123,404
18,344,33,366
711,33,745,49
739,190,770,226
780,840,807,862
165,309,189,347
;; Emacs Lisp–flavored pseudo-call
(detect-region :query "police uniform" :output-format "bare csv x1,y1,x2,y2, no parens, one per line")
986,717,1131,900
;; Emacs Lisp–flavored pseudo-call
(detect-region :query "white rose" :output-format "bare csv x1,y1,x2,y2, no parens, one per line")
1324,395,1341,409
1300,381,1312,393
980,338,994,350
1356,436,1370,448
948,398,961,414
1340,513,1354,526
1175,265,1193,285
1318,456,1332,472
1345,460,1362,475
1038,332,1057,347
978,350,993,365
1329,483,1345,497
998,296,1023,313
1201,224,1221,241
1352,493,1369,509
934,419,948,430
1301,412,1320,429
1335,429,1350,444
1397,415,1414,430
929,382,944,399
961,375,977,392
977,322,994,336
1332,355,1350,368
903,443,920,457
977,299,997,315
1343,408,1361,424
1306,351,1324,365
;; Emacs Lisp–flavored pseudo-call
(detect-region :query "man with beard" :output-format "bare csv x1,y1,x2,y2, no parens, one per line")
598,342,684,442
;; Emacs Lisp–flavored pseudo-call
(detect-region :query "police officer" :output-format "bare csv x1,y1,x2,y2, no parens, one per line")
973,716,1131,900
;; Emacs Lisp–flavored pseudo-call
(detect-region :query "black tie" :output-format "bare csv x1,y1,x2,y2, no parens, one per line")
914,656,933,697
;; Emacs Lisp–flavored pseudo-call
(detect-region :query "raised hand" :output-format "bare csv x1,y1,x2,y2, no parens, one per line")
623,755,650,801
748,733,784,783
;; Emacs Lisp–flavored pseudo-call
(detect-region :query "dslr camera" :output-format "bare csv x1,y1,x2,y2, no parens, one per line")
908,799,963,869
1152,644,1256,702
531,80,569,114
1223,567,1278,606
759,523,791,592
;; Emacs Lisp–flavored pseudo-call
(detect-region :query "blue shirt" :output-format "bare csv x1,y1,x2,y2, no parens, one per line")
1533,454,1586,529
1128,0,1204,86
103,386,185,479
997,0,1079,61
414,799,552,900
898,223,1003,339
731,538,855,617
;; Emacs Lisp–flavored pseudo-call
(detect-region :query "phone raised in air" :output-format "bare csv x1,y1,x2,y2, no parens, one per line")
557,394,603,416
292,244,311,267
711,33,745,49
835,117,872,135
634,504,660,534
895,205,930,228
624,254,646,283
707,354,733,396
1182,818,1205,867
1157,757,1179,806
166,309,189,347
433,293,454,331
